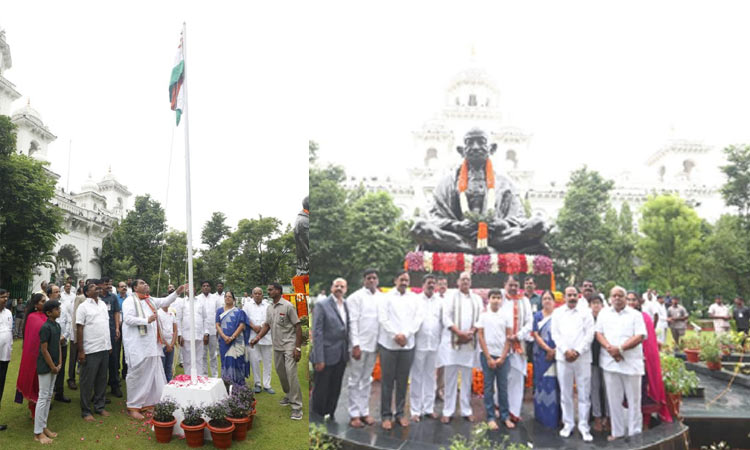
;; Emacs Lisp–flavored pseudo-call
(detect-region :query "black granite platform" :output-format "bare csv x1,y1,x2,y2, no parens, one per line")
313,367,690,450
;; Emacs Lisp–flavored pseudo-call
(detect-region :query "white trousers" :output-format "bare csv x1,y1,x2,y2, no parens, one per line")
655,328,667,344
443,365,472,417
34,372,56,434
409,350,437,416
249,344,273,389
347,350,377,418
507,366,525,417
603,370,642,438
557,358,591,432
182,340,206,377
207,334,219,377
126,356,167,409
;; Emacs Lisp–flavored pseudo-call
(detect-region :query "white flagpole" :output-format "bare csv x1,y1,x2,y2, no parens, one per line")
181,21,198,384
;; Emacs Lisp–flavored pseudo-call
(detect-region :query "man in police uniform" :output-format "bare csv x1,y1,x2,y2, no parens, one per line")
250,282,303,420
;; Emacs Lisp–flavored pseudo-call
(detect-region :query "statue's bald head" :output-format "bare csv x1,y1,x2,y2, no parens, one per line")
457,127,496,163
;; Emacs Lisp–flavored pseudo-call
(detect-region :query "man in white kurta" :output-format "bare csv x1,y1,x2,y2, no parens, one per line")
409,274,442,420
345,269,382,428
595,286,647,441
500,276,533,421
438,272,482,423
243,287,274,393
551,286,594,441
177,288,209,377
122,280,187,419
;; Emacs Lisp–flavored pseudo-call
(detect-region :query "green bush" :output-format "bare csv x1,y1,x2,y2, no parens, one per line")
660,353,699,395
309,423,340,450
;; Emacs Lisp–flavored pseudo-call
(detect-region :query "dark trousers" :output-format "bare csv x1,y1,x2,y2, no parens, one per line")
68,343,78,382
312,359,347,417
120,339,128,380
162,348,174,382
378,345,415,421
0,360,8,404
79,350,108,417
108,333,120,388
54,344,68,396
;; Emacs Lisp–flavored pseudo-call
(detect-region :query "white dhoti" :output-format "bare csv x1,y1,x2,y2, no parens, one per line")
507,353,526,417
443,365,472,417
557,358,591,433
347,350,377,418
126,356,167,409
603,370,642,438
182,340,206,377
409,350,437,416
249,343,273,389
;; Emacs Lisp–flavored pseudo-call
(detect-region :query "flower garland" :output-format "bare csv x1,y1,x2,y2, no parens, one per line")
457,159,495,249
404,252,554,275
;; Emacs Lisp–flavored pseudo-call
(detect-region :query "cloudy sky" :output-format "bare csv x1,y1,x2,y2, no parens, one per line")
3,2,308,244
309,1,750,185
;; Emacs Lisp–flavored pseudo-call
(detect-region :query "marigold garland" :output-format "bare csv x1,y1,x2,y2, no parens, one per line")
457,159,496,249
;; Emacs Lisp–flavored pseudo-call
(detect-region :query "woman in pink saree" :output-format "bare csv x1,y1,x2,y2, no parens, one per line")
15,293,47,418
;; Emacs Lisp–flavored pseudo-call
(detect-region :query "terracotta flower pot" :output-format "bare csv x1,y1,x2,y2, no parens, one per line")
685,349,700,363
207,420,235,449
706,360,722,371
665,392,681,419
227,415,250,441
153,417,176,443
180,419,206,448
248,408,256,430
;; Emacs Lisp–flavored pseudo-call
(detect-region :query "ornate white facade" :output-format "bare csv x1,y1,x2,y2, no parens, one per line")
346,58,726,226
0,29,131,290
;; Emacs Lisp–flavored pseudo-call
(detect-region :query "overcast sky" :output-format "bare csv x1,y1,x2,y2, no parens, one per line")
308,1,750,185
3,2,308,246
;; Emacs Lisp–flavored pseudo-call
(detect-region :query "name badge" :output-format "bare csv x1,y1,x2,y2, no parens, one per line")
740,313,744,318
107,303,111,311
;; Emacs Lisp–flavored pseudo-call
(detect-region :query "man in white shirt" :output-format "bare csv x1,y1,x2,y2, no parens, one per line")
438,271,482,424
595,286,647,441
345,268,382,428
0,289,12,431
477,288,513,430
122,279,186,419
76,281,113,421
500,275,533,422
551,286,594,442
60,282,76,306
178,282,210,377
377,270,421,430
708,296,731,335
653,295,669,347
409,274,442,421
243,287,274,394
204,281,225,377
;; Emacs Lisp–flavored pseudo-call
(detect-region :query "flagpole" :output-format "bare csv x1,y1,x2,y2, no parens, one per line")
181,21,198,384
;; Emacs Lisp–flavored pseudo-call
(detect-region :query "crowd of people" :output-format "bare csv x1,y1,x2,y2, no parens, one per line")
310,269,750,443
0,277,304,443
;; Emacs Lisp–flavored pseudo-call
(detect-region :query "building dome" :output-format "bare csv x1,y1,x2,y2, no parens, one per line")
12,100,42,122
80,173,98,193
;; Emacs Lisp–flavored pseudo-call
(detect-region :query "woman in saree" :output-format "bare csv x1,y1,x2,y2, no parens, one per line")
15,294,47,418
626,292,672,426
531,290,560,428
215,291,250,388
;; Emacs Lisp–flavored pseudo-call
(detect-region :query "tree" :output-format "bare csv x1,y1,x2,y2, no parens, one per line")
0,115,64,287
547,167,614,285
600,202,638,285
635,195,704,298
201,212,230,250
702,214,750,300
309,140,319,164
720,144,750,224
154,230,189,294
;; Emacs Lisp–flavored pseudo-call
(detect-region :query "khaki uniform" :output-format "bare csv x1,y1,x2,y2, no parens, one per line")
266,299,302,411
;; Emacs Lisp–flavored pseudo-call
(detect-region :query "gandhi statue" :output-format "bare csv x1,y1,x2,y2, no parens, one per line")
294,196,309,275
411,128,550,254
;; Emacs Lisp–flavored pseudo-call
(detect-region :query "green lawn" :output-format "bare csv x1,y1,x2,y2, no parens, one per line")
0,339,309,449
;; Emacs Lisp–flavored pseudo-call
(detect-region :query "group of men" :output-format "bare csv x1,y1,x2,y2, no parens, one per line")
310,269,676,443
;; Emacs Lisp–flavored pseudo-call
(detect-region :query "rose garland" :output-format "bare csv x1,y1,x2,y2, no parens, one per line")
458,159,495,249
405,252,554,275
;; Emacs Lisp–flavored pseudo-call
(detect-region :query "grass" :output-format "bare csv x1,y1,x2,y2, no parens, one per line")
0,339,310,449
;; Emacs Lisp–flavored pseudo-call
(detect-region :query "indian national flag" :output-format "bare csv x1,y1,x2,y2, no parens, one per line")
169,32,185,126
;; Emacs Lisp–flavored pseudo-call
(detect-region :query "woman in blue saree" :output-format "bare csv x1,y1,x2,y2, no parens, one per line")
531,290,560,428
215,291,251,387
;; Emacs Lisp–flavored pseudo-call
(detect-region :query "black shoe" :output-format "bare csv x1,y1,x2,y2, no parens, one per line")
68,379,78,390
112,386,123,398
105,398,111,404
55,395,71,403
0,424,7,431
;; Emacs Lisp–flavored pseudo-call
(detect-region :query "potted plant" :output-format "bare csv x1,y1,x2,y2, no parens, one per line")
152,397,178,444
718,332,734,355
180,404,206,448
682,334,701,363
225,395,250,441
232,383,256,429
660,353,700,419
205,400,235,449
699,333,722,370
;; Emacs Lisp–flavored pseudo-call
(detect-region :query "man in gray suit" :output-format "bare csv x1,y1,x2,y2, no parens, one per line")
311,278,350,419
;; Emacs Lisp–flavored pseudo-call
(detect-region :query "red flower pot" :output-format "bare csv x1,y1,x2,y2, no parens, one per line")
207,420,235,449
153,417,176,443
665,392,681,419
227,415,250,441
180,419,206,448
706,360,722,371
247,399,258,430
685,349,699,363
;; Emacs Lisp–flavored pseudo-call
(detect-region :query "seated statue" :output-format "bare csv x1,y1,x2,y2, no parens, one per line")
411,128,550,255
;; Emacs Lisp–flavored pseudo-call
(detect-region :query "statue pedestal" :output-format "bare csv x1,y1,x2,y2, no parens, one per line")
404,251,554,290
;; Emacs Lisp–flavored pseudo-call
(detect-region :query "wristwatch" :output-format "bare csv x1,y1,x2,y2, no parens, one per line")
618,345,625,354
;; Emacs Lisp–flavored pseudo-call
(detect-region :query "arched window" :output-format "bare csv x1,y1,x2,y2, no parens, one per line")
468,94,477,106
658,165,666,181
424,148,438,168
506,149,518,168
683,159,695,179
28,140,40,156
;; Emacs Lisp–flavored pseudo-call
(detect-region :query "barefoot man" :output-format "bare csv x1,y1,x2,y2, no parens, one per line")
122,279,187,419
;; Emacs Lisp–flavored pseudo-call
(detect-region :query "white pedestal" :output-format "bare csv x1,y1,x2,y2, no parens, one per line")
160,376,228,440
